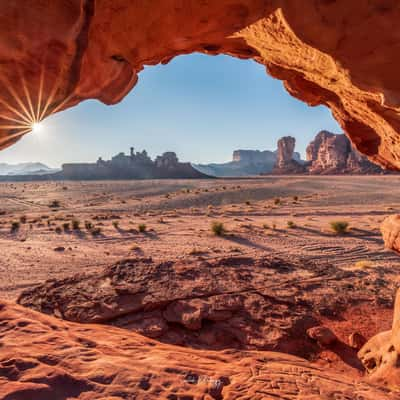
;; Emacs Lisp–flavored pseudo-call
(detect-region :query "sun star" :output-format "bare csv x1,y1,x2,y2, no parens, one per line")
31,121,42,133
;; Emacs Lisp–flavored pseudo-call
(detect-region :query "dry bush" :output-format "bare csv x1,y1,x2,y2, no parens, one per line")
330,221,349,234
211,221,225,236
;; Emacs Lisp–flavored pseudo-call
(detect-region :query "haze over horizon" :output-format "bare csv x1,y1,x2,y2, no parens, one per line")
0,54,340,168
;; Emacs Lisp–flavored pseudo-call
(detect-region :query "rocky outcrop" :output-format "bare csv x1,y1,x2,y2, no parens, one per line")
306,131,384,174
358,288,400,388
273,136,306,174
1,2,400,171
1,301,395,400
17,256,396,357
381,214,400,254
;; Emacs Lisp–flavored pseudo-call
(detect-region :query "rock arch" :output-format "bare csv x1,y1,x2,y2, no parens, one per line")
1,1,400,170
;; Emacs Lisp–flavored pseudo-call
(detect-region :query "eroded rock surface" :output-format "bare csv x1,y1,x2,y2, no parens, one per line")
18,256,396,361
0,300,397,400
306,131,383,174
381,214,400,254
273,136,306,174
1,2,400,169
359,288,400,388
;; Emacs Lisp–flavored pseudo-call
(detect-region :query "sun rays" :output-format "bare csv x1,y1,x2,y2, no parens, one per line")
0,55,74,145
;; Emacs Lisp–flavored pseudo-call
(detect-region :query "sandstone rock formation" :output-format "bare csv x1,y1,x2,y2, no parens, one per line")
358,288,400,388
1,300,395,400
306,131,384,174
1,2,400,171
17,256,397,360
272,136,306,174
381,214,400,254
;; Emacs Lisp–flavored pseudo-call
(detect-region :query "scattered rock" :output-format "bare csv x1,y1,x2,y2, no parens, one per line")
307,326,337,346
53,246,65,252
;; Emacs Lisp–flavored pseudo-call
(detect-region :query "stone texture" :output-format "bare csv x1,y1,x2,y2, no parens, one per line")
358,288,400,388
1,2,400,170
17,256,397,361
307,326,337,346
306,131,383,174
1,301,395,400
381,214,400,254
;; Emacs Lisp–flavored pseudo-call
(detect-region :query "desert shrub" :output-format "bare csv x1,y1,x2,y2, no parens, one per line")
330,221,349,234
72,219,80,230
245,201,251,205
84,221,93,230
55,226,62,234
91,227,102,236
138,223,147,233
19,215,27,224
211,221,225,236
272,223,277,230
11,221,20,232
263,223,269,229
112,221,119,229
62,222,70,232
287,220,296,228
293,196,299,201
274,198,281,206
49,200,60,208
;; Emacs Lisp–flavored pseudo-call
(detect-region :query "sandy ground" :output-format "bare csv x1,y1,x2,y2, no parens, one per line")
1,175,399,301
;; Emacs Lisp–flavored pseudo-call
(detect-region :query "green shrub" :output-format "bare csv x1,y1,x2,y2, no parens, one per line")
62,222,70,232
211,221,225,236
287,220,296,228
11,221,20,232
330,221,349,234
72,219,80,230
112,221,119,229
85,221,93,231
138,223,147,233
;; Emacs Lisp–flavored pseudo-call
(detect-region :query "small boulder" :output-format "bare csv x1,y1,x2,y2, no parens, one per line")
54,246,65,252
307,326,337,346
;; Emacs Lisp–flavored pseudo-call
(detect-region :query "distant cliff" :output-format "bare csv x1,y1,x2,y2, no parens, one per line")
306,131,383,174
193,149,303,177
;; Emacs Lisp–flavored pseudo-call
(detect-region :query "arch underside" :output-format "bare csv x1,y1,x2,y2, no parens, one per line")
0,1,400,169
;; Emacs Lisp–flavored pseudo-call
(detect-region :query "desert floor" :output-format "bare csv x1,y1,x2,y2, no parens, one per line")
1,175,399,301
2,175,400,398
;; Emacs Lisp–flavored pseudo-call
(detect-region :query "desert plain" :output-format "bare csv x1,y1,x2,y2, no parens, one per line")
2,175,400,399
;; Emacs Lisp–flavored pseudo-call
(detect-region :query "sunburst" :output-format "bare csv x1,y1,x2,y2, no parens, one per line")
0,54,73,146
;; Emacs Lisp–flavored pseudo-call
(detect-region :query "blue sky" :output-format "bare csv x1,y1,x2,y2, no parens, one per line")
1,54,341,167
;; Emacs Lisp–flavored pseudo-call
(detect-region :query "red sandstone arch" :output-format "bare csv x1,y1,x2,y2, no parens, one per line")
1,1,400,170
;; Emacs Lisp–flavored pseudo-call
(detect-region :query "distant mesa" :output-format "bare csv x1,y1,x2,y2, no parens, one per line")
61,147,208,180
0,148,209,181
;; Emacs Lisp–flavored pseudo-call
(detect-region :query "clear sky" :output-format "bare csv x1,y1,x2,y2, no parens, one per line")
0,54,341,168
